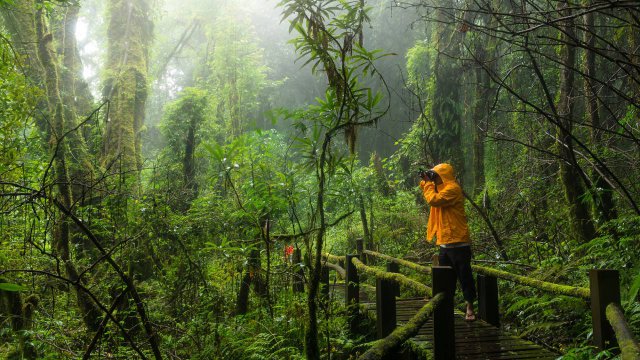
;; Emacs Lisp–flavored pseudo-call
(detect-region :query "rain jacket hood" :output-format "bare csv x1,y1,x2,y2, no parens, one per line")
432,163,456,183
419,163,470,246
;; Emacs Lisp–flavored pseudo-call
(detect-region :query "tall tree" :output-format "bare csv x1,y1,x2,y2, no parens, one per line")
102,0,153,176
33,2,102,331
431,0,464,170
556,0,595,242
582,0,616,223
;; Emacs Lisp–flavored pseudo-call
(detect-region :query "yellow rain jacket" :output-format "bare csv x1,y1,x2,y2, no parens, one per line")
419,163,470,246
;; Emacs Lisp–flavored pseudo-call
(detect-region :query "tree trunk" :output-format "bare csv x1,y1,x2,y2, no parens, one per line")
582,2,616,224
34,4,102,331
556,1,595,243
235,248,261,315
103,0,152,176
183,111,198,202
432,0,464,170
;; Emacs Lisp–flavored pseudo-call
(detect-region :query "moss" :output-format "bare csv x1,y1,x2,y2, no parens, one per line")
352,257,432,297
606,303,640,360
332,251,589,299
358,292,444,360
363,250,431,274
103,0,152,174
472,264,590,299
404,339,433,360
324,253,346,263
323,261,346,278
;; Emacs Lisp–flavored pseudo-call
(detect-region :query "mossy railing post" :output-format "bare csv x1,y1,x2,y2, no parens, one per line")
432,266,456,360
477,274,499,327
346,254,360,333
292,249,304,293
376,271,397,338
356,238,365,264
590,269,620,350
387,262,400,297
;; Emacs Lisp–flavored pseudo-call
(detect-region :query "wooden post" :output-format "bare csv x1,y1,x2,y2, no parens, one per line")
376,274,397,338
292,249,304,293
387,262,400,297
590,269,620,350
356,238,365,264
346,254,360,333
320,265,329,300
432,266,456,360
477,274,499,327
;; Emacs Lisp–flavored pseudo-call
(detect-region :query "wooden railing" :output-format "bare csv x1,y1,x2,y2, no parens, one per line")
357,247,639,359
316,239,640,359
320,251,455,360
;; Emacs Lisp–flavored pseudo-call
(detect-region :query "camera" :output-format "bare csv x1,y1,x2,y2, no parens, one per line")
419,169,437,181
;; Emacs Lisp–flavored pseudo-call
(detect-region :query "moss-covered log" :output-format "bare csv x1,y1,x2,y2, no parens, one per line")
363,250,431,274
351,257,432,297
358,292,444,360
404,339,433,360
343,251,588,299
324,261,346,279
472,264,590,299
606,303,640,360
323,253,345,263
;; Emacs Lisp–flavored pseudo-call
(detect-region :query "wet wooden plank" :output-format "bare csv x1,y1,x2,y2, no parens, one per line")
395,297,559,359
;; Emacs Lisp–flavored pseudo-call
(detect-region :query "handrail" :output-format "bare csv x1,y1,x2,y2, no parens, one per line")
363,250,431,274
321,260,377,293
472,264,590,300
359,250,590,300
358,292,445,360
323,261,346,278
323,253,345,263
351,257,432,297
606,303,640,360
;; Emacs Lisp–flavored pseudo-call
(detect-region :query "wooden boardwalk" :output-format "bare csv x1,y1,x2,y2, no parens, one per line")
363,298,559,360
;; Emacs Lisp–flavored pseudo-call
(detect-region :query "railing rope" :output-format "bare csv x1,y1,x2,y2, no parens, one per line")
606,303,640,360
473,264,590,299
351,257,432,297
323,252,345,263
329,251,638,356
358,292,445,360
363,250,431,274
323,261,346,279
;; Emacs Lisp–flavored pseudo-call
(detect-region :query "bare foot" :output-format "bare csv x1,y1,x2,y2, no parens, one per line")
465,311,476,322
465,302,476,322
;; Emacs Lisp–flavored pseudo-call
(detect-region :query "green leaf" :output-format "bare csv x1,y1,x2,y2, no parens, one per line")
628,270,640,303
0,283,27,292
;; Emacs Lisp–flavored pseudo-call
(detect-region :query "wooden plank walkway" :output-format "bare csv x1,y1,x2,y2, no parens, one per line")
368,298,559,360
329,283,559,359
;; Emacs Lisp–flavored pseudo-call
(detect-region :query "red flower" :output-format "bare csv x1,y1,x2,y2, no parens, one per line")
284,245,294,258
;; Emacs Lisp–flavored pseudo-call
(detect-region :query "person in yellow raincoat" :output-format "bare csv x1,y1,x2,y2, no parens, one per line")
419,163,477,321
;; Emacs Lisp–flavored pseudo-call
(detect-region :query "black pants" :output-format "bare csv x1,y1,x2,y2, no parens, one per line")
438,246,476,304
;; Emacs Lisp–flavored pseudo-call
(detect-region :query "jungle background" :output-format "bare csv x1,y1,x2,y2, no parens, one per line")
0,0,639,359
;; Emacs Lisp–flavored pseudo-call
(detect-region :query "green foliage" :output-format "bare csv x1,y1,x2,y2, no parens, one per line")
0,36,40,181
0,283,26,292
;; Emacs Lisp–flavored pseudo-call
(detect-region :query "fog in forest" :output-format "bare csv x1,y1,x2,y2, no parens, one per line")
1,0,639,359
